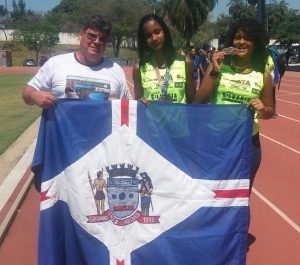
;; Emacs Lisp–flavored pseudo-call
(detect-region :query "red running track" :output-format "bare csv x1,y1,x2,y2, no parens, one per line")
0,69,299,265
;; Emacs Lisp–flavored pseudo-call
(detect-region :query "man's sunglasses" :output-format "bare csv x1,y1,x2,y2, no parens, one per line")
85,31,109,43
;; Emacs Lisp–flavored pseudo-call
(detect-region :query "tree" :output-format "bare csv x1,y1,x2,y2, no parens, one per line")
10,0,34,26
50,0,90,32
214,13,231,37
267,0,288,34
164,0,218,48
191,20,217,48
227,0,255,21
88,0,151,57
273,9,300,45
13,20,59,64
0,5,7,17
49,0,151,57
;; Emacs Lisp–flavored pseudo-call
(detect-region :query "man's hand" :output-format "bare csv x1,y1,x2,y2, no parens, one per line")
31,90,56,108
23,85,56,109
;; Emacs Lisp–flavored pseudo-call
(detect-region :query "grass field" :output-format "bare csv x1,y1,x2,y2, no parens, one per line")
0,73,41,155
0,44,137,155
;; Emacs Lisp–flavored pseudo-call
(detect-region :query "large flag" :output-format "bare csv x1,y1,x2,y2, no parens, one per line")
32,100,253,265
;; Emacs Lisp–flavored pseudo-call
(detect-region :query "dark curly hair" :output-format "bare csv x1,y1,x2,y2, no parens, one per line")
223,18,268,73
81,14,112,37
137,14,176,67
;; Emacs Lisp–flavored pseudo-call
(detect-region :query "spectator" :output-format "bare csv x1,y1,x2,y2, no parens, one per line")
199,44,210,85
189,46,201,90
22,14,132,108
285,47,293,66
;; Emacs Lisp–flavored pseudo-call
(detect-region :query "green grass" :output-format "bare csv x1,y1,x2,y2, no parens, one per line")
0,44,137,155
0,73,41,155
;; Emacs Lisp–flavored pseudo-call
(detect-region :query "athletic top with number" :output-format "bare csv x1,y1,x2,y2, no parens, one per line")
139,55,186,103
211,64,264,135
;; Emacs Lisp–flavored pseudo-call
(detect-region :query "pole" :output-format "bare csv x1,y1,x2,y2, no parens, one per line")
257,0,266,25
88,171,98,210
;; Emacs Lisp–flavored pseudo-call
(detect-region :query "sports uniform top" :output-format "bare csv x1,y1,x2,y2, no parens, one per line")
139,55,186,103
211,64,264,135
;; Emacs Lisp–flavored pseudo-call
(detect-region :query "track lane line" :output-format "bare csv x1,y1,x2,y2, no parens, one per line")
276,114,300,123
277,92,300,96
276,99,300,106
260,133,300,155
252,188,300,233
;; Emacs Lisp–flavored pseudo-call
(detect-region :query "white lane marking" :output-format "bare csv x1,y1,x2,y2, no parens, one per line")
277,114,300,123
280,84,300,88
282,76,300,81
277,91,300,96
276,99,300,106
281,80,300,84
252,188,300,233
260,133,300,155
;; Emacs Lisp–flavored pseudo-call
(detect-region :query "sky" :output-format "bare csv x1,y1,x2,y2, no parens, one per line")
4,0,60,13
3,0,300,19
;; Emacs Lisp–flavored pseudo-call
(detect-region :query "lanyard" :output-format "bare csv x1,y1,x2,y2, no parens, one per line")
154,66,171,98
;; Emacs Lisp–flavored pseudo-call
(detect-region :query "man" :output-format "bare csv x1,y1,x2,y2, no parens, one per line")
285,46,293,66
22,14,132,108
199,44,210,85
189,46,201,90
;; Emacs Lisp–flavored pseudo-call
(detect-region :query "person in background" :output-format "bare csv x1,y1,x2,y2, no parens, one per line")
199,44,210,85
132,13,195,103
22,14,132,108
194,18,274,189
189,46,201,90
285,46,293,66
209,47,216,61
265,35,282,118
265,50,278,117
177,48,186,56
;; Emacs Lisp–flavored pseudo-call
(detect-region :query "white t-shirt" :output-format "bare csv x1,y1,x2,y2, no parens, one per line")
28,53,132,100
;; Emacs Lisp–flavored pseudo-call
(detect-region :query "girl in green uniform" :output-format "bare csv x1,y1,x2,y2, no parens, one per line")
195,19,274,189
132,14,195,103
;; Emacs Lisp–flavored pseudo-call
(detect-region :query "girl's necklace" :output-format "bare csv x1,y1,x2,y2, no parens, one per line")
231,60,252,74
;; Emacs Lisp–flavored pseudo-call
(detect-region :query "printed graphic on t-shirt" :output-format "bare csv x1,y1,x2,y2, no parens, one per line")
218,74,262,104
65,75,111,101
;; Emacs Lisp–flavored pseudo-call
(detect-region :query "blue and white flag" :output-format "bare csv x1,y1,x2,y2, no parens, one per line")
32,100,253,265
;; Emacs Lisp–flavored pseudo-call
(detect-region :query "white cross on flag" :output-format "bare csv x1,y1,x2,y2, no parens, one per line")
33,100,252,265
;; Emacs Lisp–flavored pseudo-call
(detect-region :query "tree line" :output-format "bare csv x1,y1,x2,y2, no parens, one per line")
0,0,299,60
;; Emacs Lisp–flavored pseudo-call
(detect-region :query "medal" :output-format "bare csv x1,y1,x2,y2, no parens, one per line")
223,47,239,55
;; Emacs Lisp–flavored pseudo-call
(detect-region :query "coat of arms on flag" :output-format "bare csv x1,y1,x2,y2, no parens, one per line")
32,100,253,265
